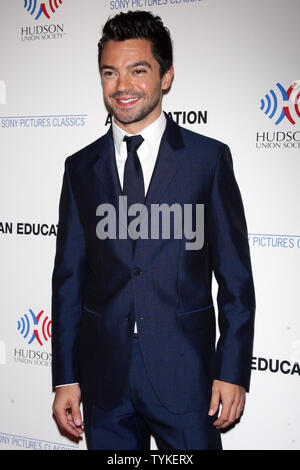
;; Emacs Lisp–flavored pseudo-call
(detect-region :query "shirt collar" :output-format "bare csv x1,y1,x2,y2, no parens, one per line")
112,112,167,157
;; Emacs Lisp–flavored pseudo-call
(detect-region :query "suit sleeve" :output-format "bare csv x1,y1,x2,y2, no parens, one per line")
208,144,255,391
51,158,87,387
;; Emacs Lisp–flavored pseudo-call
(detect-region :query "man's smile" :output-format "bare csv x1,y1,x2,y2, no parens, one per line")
115,96,141,108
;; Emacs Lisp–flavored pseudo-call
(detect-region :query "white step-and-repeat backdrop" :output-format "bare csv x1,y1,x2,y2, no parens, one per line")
0,0,299,450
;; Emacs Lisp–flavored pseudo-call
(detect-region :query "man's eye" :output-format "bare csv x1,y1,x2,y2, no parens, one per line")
102,71,115,77
134,69,146,75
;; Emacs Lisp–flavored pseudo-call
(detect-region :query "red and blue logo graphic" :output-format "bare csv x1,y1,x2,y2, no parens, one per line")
260,81,300,125
23,0,63,20
17,309,51,346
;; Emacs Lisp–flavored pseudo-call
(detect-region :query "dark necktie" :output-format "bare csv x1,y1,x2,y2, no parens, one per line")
123,135,145,210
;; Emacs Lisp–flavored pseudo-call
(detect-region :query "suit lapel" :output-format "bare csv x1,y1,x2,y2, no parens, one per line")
144,114,184,210
93,127,122,212
93,115,185,244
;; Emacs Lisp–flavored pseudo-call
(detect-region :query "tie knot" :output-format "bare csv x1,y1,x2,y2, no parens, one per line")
123,134,144,154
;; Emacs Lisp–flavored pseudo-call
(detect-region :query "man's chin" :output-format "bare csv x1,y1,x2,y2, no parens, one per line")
107,99,160,128
112,110,148,126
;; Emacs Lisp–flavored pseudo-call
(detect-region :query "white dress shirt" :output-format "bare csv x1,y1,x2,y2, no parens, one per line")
112,111,166,196
56,112,167,387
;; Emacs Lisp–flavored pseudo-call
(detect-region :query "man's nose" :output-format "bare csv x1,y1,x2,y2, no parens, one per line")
116,73,132,93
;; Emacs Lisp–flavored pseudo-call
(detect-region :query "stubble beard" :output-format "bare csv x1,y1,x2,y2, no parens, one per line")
105,90,162,126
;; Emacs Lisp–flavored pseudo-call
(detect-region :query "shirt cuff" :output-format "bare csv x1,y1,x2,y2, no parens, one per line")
55,383,79,388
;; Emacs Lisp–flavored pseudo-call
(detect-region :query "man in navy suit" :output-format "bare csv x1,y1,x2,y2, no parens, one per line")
52,11,255,450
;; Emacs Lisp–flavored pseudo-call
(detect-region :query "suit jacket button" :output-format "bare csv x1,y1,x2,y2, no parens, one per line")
133,267,142,276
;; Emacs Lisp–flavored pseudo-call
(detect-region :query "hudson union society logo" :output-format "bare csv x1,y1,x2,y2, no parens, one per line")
259,81,300,126
14,309,52,367
17,308,51,346
256,80,300,150
21,0,65,41
23,0,63,20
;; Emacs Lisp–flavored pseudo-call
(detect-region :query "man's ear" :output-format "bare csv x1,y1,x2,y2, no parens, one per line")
161,66,174,92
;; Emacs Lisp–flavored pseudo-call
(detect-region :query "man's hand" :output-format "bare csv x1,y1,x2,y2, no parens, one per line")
52,384,84,438
208,379,245,429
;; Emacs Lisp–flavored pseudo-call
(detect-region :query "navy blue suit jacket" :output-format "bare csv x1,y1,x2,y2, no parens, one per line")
51,115,255,413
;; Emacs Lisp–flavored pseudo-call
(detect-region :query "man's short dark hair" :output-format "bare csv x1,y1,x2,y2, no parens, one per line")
98,10,173,78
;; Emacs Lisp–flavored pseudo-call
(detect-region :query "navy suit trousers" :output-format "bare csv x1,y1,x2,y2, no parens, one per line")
83,334,222,450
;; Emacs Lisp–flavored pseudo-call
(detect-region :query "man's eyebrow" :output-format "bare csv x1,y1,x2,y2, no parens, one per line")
100,61,152,72
129,61,152,70
100,64,117,72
